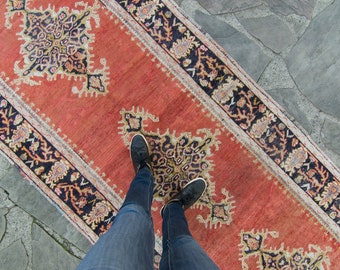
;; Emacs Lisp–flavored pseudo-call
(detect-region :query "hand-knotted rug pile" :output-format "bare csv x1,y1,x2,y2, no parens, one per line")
0,0,339,268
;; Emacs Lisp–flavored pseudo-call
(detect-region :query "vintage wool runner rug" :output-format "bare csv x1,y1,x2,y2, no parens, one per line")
0,0,339,268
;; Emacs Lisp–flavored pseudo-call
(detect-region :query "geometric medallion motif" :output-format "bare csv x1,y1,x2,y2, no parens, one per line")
115,0,340,228
118,107,235,228
239,229,332,269
5,0,109,97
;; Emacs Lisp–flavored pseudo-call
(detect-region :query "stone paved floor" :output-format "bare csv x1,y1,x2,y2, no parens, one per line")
0,0,339,269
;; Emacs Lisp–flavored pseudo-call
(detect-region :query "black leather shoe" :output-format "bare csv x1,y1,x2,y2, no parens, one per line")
161,178,207,216
130,134,152,174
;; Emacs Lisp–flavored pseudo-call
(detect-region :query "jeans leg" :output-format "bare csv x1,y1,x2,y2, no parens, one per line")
76,167,155,270
160,202,220,270
122,166,154,214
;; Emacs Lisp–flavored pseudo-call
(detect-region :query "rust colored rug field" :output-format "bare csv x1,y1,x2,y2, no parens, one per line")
0,0,339,268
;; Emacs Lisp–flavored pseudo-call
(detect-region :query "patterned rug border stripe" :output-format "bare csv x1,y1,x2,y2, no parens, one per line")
0,78,164,254
0,143,100,242
107,0,340,180
112,0,340,180
0,79,116,243
0,79,123,209
163,0,340,191
1,0,339,246
114,0,340,180
102,0,340,239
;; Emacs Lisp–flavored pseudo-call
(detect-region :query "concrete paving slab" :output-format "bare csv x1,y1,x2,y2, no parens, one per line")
34,219,87,260
0,156,91,254
284,14,310,39
0,208,7,242
0,154,12,181
196,0,261,14
266,88,314,133
258,57,295,90
321,118,340,155
32,223,80,270
286,0,340,118
194,10,271,80
0,0,339,268
0,155,90,269
173,0,183,6
264,0,317,19
0,187,14,208
0,240,28,270
313,0,336,17
0,206,33,269
237,14,296,53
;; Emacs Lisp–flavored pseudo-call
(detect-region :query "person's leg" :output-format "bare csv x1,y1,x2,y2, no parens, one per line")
159,180,219,270
76,135,155,270
76,167,154,270
122,165,154,214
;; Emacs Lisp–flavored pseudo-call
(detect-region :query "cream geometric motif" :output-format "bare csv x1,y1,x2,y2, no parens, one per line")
118,107,235,228
239,229,332,270
5,0,109,97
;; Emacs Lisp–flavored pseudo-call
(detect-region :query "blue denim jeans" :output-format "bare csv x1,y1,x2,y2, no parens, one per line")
160,201,219,270
76,167,219,270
